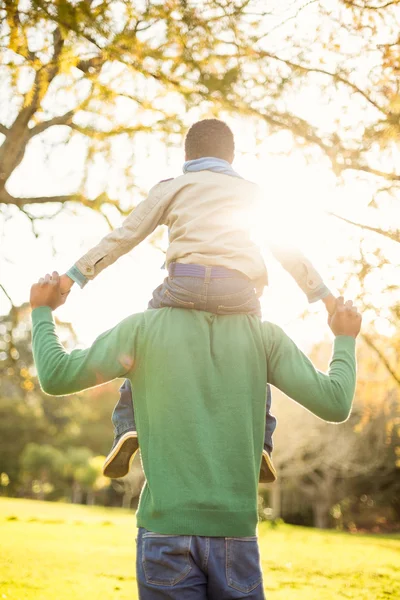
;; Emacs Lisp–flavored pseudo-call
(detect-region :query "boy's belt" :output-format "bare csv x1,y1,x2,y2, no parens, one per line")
168,262,249,279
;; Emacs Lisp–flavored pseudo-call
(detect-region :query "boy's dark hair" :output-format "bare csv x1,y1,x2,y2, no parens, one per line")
185,119,235,163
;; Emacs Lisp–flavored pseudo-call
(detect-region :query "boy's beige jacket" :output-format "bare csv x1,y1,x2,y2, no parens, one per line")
74,171,326,298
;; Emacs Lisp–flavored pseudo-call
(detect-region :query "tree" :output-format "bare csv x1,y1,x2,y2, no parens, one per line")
0,303,118,497
20,442,64,499
2,1,399,382
63,446,108,504
1,0,397,222
0,0,261,223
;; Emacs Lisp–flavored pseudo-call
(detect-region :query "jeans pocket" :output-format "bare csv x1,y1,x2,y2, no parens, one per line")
142,534,192,586
226,537,262,593
162,288,195,309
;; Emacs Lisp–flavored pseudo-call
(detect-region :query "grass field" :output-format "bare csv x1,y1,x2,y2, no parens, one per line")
0,498,399,599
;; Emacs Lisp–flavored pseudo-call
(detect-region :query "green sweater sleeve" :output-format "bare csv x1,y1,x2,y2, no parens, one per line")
263,322,356,422
31,306,143,396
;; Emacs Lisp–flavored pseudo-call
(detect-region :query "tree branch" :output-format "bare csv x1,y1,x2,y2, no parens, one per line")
68,123,154,139
343,0,400,10
19,206,39,238
345,164,400,181
29,111,75,138
0,190,130,215
258,51,385,114
328,211,400,243
258,109,340,168
75,56,104,74
0,283,13,308
0,124,9,136
362,332,400,386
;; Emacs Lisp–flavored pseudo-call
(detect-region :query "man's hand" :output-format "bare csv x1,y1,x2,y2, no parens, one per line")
328,297,362,339
30,272,68,311
323,293,337,316
60,274,74,295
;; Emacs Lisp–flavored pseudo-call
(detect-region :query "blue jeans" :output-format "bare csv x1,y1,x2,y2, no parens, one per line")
112,271,276,456
136,527,265,599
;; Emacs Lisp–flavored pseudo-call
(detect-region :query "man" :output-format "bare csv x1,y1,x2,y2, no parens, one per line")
30,272,361,599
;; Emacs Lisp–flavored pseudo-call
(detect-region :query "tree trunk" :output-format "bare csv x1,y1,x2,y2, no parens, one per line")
271,481,281,520
122,491,133,509
71,480,83,504
313,499,331,529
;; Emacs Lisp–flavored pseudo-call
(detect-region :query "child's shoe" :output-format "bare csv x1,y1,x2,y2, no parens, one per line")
259,446,277,483
102,430,138,478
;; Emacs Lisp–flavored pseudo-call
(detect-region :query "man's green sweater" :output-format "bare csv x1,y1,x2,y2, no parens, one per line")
32,306,356,537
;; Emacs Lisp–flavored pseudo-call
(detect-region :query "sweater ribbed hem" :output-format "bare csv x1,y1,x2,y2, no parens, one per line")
136,508,258,538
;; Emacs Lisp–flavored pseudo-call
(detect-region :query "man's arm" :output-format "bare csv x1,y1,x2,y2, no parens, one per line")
30,274,143,395
61,180,173,292
263,298,361,422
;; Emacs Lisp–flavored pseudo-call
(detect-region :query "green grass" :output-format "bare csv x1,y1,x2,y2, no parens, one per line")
0,498,399,599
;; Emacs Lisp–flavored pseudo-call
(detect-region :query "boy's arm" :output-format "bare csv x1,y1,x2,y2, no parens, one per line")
30,274,144,395
66,180,172,289
263,299,361,422
269,243,332,304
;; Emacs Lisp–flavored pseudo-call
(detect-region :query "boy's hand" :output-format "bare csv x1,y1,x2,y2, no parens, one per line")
30,272,67,311
328,297,362,339
323,293,337,316
60,274,74,295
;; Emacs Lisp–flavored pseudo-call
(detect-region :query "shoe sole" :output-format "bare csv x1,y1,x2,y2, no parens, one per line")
103,432,139,479
259,450,277,484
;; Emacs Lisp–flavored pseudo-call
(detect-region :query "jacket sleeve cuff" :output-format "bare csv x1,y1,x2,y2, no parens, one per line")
307,283,332,304
66,265,88,289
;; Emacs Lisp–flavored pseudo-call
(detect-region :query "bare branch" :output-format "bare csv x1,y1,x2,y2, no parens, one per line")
0,283,13,308
258,51,385,114
329,211,400,243
19,206,39,238
0,124,9,136
99,209,113,231
362,333,400,386
255,0,319,42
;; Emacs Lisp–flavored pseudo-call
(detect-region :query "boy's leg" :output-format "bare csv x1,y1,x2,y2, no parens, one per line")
259,385,277,484
103,379,139,478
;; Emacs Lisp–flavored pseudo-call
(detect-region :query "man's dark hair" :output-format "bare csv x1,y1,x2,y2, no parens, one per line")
185,119,235,163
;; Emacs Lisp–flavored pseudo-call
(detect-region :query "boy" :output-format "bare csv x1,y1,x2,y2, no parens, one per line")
60,119,335,484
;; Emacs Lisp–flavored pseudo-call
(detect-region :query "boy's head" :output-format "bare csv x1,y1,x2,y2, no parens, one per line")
185,119,235,163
